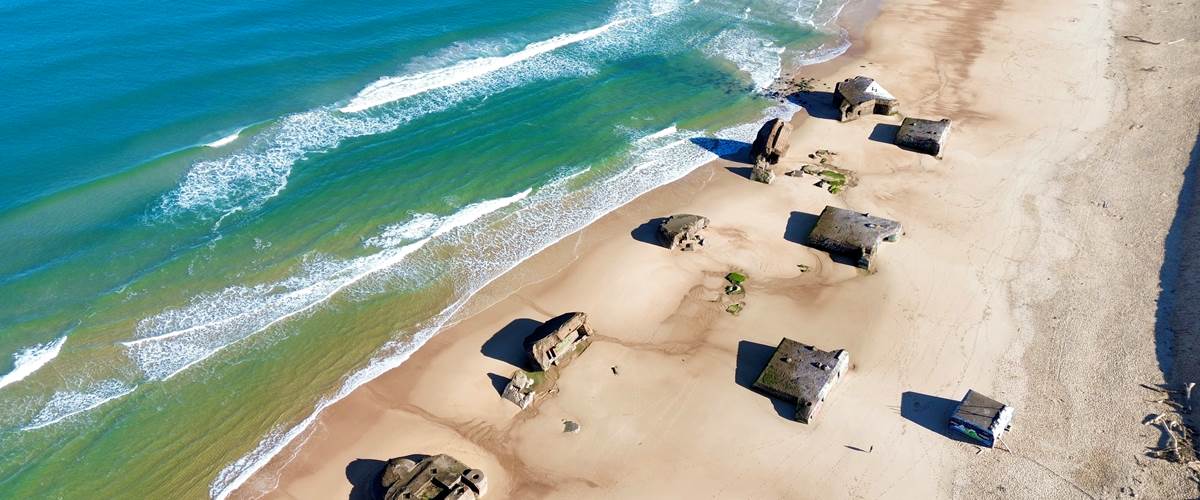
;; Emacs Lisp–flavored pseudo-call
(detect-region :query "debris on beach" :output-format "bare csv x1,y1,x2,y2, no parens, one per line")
658,214,710,251
797,264,811,273
724,272,747,295
1141,383,1199,467
381,454,488,499
764,75,817,101
896,117,952,158
788,151,856,193
611,366,619,375
833,76,900,122
721,272,748,315
806,206,903,272
752,338,850,423
563,420,581,433
501,370,537,409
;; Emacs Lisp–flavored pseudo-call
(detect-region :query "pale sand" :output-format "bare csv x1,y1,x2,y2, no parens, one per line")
232,0,1200,497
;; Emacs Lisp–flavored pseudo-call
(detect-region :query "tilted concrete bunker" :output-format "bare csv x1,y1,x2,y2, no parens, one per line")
381,454,488,500
806,205,903,272
524,312,593,372
896,117,952,157
833,76,899,122
749,118,793,184
658,214,709,251
752,338,850,423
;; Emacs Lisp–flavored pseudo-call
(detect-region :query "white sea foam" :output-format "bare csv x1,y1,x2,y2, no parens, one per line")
705,28,785,90
340,21,629,113
22,379,136,431
363,213,440,248
205,131,241,148
159,39,606,221
125,189,530,381
0,337,66,391
640,124,678,142
210,99,802,499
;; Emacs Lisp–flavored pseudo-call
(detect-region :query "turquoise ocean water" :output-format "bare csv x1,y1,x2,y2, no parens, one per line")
0,0,849,497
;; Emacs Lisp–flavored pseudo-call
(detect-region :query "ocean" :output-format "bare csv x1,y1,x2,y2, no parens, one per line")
0,0,849,496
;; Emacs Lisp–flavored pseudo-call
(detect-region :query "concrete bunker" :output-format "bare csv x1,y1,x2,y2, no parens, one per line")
658,214,710,251
948,390,1014,448
752,338,850,423
806,205,903,272
833,76,900,122
380,453,488,500
896,117,952,157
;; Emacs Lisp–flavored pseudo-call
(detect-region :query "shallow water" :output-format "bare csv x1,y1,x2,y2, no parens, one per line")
0,0,849,496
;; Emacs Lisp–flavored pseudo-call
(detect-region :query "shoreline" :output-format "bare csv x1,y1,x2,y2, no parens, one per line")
209,4,876,496
232,0,1200,497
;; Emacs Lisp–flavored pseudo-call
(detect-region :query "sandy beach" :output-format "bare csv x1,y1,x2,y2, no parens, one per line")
231,0,1200,497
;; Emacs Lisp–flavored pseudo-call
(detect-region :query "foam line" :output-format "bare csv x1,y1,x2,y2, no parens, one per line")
22,380,136,431
205,131,241,148
0,337,66,391
123,189,531,381
339,21,629,113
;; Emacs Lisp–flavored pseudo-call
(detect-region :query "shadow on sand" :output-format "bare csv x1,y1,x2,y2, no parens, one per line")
487,373,510,396
735,340,793,420
346,458,387,500
898,391,977,445
481,318,541,369
868,123,901,145
1154,132,1200,391
785,211,861,268
631,217,668,248
690,137,752,163
346,454,431,500
783,211,820,244
787,91,842,121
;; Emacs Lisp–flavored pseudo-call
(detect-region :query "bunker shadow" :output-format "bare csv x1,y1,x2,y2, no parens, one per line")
346,454,430,500
488,373,510,397
735,340,794,420
787,91,842,121
899,391,977,445
481,318,541,370
690,137,752,163
631,217,668,248
868,123,900,145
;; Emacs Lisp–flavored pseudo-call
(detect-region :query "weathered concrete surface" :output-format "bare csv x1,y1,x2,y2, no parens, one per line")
895,117,951,157
524,312,593,372
381,454,488,500
752,338,850,423
750,118,793,165
806,205,903,272
658,214,709,251
833,76,899,122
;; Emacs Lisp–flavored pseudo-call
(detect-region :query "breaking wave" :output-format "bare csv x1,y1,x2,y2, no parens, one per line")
125,189,531,382
205,130,241,148
705,28,786,90
340,21,628,114
156,6,683,223
0,337,67,391
22,380,136,431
